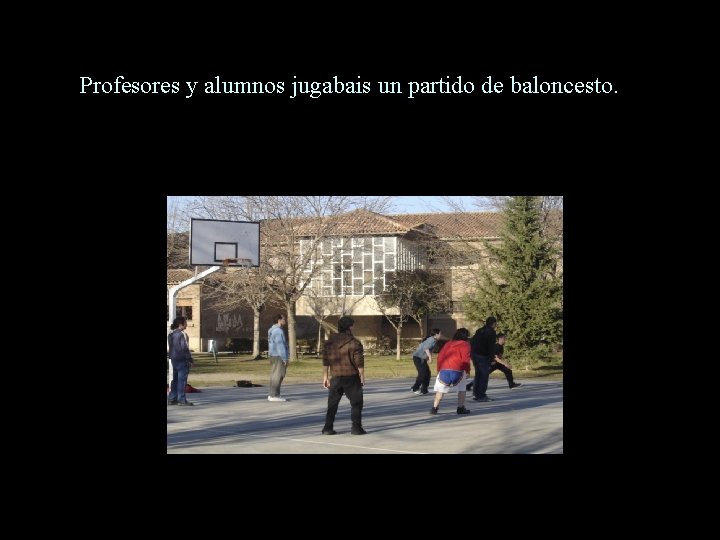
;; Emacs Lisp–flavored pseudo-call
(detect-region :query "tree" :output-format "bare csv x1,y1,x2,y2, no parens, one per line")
184,195,393,361
303,284,367,355
440,195,563,245
167,198,190,269
464,196,563,363
377,269,450,360
203,265,274,359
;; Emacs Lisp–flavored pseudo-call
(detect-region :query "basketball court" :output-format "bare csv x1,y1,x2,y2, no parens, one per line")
167,378,563,454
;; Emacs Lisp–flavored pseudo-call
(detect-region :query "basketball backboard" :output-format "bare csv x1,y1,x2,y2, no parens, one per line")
190,219,260,266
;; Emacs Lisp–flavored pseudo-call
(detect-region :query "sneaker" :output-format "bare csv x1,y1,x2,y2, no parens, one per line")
430,407,439,415
321,429,337,435
351,427,367,435
456,406,471,414
420,391,429,395
465,384,474,391
412,390,422,395
268,396,287,402
510,383,522,389
473,396,493,402
177,401,195,406
167,400,178,406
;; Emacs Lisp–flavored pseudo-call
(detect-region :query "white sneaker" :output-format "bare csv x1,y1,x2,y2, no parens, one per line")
268,396,287,402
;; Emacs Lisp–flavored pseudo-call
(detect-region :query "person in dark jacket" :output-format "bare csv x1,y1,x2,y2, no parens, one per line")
489,333,522,389
168,316,195,406
321,316,366,435
468,316,497,402
466,332,522,392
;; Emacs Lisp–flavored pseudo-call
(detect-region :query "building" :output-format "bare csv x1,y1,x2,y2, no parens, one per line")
166,269,203,352
168,210,507,354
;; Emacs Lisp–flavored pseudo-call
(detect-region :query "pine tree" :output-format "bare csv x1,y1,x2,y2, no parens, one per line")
465,196,563,362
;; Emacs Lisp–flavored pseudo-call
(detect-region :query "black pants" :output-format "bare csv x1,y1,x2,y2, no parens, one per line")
490,362,515,387
469,355,492,398
411,356,431,393
467,360,516,391
323,375,364,431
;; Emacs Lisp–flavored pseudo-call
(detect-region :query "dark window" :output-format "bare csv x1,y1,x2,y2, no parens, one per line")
176,305,193,320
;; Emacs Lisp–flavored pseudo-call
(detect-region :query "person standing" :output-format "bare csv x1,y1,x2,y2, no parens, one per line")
430,328,472,415
411,329,442,395
267,314,289,402
321,316,366,435
167,316,195,406
469,316,498,402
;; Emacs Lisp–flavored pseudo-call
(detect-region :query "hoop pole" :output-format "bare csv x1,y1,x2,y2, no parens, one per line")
168,265,221,395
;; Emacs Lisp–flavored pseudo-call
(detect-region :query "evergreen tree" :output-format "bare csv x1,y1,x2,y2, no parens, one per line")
465,196,563,361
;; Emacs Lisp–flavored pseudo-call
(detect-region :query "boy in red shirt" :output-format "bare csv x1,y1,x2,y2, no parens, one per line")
430,328,472,415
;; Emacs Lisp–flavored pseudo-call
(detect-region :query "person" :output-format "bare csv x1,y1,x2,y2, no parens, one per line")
491,333,522,389
167,316,195,406
410,328,442,395
468,316,497,402
321,316,366,435
466,332,522,392
267,314,289,402
430,328,472,415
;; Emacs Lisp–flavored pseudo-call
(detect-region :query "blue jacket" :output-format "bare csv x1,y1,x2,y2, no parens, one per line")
168,330,192,363
268,324,289,361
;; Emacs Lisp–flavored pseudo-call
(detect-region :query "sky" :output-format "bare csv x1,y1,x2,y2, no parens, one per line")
167,195,487,215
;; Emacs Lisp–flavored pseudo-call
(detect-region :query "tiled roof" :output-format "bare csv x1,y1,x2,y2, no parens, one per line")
291,209,500,238
291,209,412,236
387,212,501,238
167,269,194,284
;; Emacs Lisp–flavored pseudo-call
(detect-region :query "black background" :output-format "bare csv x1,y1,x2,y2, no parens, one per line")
73,31,634,467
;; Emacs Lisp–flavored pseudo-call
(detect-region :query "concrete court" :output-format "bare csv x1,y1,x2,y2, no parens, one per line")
167,377,563,454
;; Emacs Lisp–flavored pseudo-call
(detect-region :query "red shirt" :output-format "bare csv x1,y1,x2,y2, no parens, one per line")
436,340,471,373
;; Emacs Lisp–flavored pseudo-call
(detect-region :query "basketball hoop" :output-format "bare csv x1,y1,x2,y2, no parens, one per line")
222,258,238,267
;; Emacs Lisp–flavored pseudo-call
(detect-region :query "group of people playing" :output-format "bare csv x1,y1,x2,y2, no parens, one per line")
168,313,520,434
412,317,522,415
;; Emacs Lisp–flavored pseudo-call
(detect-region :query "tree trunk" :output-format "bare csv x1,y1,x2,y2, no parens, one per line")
396,322,403,360
317,322,323,357
252,308,261,358
286,300,297,362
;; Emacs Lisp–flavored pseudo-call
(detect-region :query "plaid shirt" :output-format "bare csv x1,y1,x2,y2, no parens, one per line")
323,331,364,377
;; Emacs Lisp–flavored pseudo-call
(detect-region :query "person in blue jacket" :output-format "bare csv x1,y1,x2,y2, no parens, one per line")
267,314,290,402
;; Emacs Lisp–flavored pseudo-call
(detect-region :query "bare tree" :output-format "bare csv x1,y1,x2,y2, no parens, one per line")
167,198,190,268
303,284,368,355
185,195,393,361
203,264,274,358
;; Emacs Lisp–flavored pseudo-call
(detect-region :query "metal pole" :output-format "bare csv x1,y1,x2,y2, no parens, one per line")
168,266,220,394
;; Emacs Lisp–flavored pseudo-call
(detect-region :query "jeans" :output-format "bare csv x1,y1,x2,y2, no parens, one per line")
268,356,287,397
471,354,492,399
168,359,190,403
323,375,364,431
411,356,431,393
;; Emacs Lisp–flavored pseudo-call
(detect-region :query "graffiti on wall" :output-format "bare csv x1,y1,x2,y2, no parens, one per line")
216,313,243,333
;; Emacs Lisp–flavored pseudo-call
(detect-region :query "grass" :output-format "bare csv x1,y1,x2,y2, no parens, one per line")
173,352,563,387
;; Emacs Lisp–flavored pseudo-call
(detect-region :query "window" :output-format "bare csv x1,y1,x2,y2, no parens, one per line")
176,305,193,320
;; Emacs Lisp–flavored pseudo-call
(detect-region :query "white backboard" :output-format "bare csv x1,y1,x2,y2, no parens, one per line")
190,219,260,266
